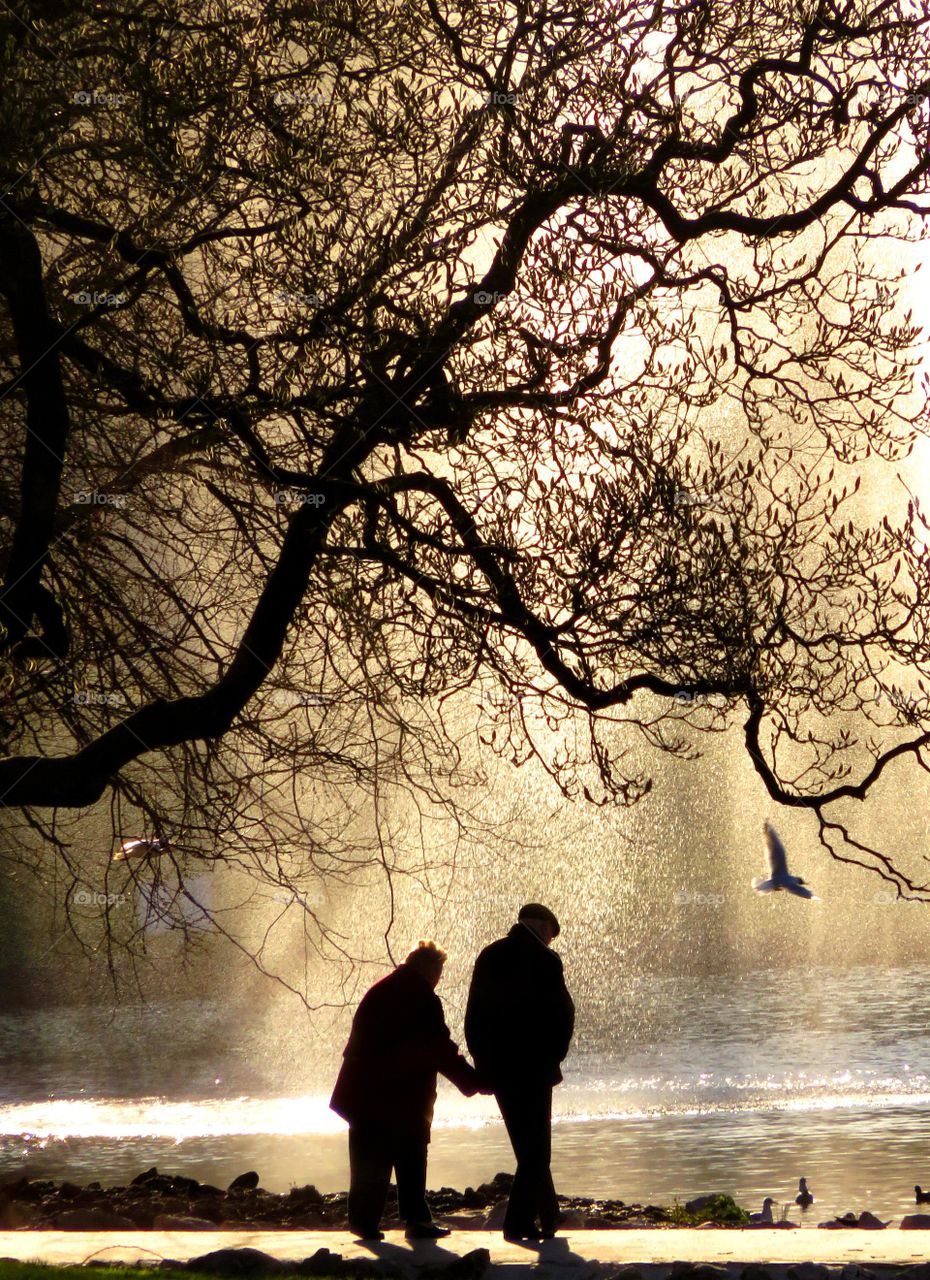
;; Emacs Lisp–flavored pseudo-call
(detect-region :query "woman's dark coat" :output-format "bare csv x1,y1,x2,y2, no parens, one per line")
330,962,479,1144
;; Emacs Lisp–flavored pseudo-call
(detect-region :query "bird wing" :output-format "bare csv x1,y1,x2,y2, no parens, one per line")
114,837,166,862
752,877,776,893
785,881,817,900
113,838,145,861
765,822,789,877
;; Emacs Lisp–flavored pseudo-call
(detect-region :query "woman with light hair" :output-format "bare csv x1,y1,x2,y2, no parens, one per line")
331,940,486,1240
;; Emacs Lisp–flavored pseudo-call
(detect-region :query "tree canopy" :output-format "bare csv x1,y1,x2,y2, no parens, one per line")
2,0,930,939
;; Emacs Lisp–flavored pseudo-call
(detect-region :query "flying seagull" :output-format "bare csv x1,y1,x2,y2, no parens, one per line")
752,823,820,899
113,837,169,862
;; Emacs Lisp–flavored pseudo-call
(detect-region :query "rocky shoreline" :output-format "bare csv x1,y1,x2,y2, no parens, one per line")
0,1169,672,1232
5,1171,930,1236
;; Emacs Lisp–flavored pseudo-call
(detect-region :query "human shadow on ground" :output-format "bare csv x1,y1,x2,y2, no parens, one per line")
538,1237,591,1266
360,1239,461,1263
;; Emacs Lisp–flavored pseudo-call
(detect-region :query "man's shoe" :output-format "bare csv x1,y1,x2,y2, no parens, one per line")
349,1224,385,1241
405,1222,451,1239
503,1228,543,1242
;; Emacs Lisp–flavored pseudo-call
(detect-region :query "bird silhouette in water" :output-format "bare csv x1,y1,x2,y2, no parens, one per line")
752,823,820,899
749,1198,775,1224
915,1185,930,1204
796,1177,814,1208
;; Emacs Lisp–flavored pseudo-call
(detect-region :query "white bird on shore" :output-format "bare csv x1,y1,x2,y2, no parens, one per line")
752,823,820,899
749,1198,775,1224
796,1177,814,1208
113,837,168,862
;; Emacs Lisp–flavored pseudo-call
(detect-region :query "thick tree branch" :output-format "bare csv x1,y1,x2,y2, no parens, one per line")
0,222,72,653
0,486,348,806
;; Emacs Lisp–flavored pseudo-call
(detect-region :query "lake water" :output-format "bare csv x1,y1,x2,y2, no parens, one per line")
4,963,930,1225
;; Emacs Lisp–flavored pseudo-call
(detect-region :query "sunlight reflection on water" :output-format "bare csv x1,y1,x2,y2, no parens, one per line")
5,964,930,1220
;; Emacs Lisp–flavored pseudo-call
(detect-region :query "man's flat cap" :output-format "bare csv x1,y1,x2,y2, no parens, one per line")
518,902,560,937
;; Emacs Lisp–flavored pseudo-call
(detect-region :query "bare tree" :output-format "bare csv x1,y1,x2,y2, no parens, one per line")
1,0,930,968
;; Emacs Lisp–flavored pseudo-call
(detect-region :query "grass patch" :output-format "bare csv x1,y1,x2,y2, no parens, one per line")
0,1266,207,1280
667,1194,750,1226
0,1266,303,1280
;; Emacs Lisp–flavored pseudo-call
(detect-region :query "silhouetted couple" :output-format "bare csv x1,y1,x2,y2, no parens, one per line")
329,903,574,1244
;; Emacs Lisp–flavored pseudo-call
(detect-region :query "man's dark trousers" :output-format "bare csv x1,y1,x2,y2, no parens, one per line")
495,1079,558,1234
347,1123,431,1230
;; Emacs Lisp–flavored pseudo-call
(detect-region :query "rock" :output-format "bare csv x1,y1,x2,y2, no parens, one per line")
482,1200,507,1228
422,1250,490,1280
125,1206,157,1228
57,1181,82,1199
295,1250,401,1279
172,1175,201,1195
475,1173,513,1201
132,1167,161,1186
185,1248,287,1275
787,1266,831,1280
152,1196,189,1214
0,1202,38,1228
189,1198,225,1221
741,1268,774,1280
53,1207,138,1230
670,1266,729,1280
288,1185,324,1207
901,1215,930,1229
73,1187,109,1206
9,1179,48,1202
609,1269,643,1280
296,1250,344,1277
227,1171,261,1193
131,1175,177,1195
857,1212,889,1229
685,1194,731,1214
154,1214,218,1230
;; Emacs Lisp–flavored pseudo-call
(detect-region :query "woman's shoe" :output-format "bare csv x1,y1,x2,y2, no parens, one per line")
503,1227,543,1242
405,1222,451,1239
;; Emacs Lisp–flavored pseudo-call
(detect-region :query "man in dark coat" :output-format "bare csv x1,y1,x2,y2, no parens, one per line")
331,940,483,1240
464,903,574,1242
